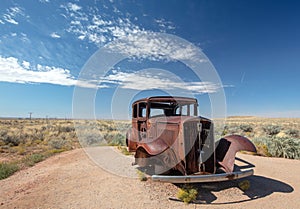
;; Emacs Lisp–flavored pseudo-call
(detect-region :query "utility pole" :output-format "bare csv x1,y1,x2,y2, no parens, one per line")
28,112,33,120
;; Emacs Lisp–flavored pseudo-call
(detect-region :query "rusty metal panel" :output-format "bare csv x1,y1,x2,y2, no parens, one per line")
217,135,257,173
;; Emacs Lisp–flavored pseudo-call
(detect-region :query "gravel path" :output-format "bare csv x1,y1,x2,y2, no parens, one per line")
0,147,299,208
84,146,138,178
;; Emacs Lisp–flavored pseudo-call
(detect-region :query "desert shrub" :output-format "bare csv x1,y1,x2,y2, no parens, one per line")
107,133,125,146
58,125,75,133
177,185,198,204
239,124,253,132
32,130,45,141
263,125,281,136
221,125,229,136
0,130,8,137
253,137,300,159
252,137,272,157
227,125,242,135
0,163,19,180
285,129,299,138
267,137,300,159
24,153,45,166
136,170,147,181
2,134,21,146
117,146,132,155
238,180,251,191
15,145,26,155
78,131,102,146
48,138,66,149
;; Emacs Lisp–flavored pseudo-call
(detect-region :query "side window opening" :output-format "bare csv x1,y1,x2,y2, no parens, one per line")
181,105,188,116
133,104,137,118
138,102,147,118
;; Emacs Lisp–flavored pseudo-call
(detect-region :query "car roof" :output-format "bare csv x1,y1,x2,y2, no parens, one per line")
133,96,197,105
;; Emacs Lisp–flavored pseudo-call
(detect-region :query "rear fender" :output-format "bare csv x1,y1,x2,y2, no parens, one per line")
216,135,256,173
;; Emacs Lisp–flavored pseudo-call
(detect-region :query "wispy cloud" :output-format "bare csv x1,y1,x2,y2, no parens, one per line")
0,56,106,89
64,4,140,47
0,56,76,86
3,14,18,25
50,32,61,39
39,0,50,3
106,31,206,62
155,18,176,31
0,55,226,94
62,4,202,62
67,3,82,12
1,6,28,25
99,71,223,94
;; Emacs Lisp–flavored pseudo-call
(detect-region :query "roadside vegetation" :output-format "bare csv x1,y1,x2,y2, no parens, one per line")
177,185,198,204
217,117,300,159
0,119,130,180
0,117,299,180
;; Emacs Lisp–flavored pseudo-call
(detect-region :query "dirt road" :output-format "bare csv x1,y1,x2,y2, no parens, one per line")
0,147,299,209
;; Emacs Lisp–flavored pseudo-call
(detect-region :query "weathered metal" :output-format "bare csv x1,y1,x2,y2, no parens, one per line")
152,169,254,183
126,96,256,183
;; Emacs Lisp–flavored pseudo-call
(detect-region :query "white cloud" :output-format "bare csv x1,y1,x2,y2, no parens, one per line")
22,60,30,69
62,4,202,63
106,31,205,62
1,6,28,25
50,32,61,38
155,18,176,32
0,56,75,86
3,14,18,25
67,3,82,12
99,71,222,94
0,56,225,94
0,56,97,88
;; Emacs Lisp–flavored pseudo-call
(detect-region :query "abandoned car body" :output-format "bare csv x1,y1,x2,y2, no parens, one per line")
126,96,256,183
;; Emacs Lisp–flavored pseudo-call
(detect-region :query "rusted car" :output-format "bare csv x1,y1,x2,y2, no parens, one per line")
126,96,256,183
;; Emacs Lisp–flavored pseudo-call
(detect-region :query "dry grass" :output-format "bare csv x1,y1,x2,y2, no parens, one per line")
215,117,300,159
0,117,299,180
0,119,130,179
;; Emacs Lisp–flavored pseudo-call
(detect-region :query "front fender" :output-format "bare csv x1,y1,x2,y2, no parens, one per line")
136,138,169,156
216,135,256,173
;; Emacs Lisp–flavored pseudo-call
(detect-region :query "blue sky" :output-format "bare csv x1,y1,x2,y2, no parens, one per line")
0,0,299,119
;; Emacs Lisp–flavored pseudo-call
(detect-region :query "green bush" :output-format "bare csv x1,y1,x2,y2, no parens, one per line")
240,124,253,132
285,129,299,138
58,125,75,133
267,137,299,159
2,134,22,146
78,131,102,146
263,125,281,136
136,170,147,181
0,163,19,180
48,138,66,149
252,137,272,157
253,137,299,159
117,146,132,155
24,153,45,166
107,133,125,146
177,185,198,204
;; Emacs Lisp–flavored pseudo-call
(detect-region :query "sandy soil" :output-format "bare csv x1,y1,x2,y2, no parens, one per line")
0,147,299,209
